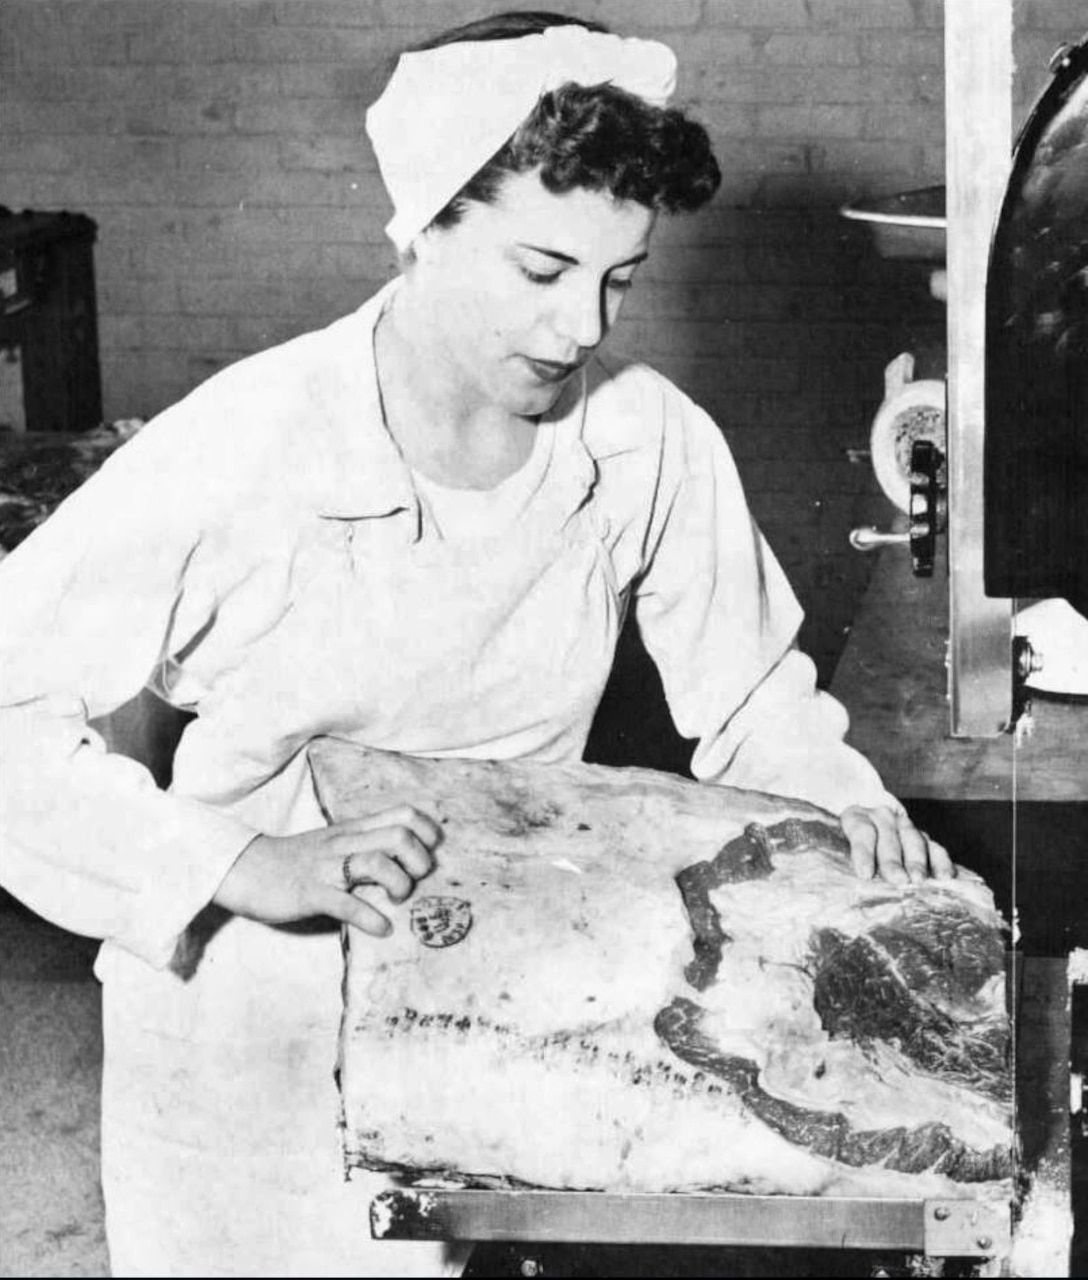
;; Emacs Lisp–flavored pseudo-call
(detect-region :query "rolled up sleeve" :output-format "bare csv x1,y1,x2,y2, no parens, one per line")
633,387,896,815
0,421,258,968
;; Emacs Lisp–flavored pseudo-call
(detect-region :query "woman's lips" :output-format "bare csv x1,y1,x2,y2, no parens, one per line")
520,355,580,384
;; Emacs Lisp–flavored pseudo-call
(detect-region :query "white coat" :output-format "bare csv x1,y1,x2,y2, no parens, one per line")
0,280,893,1277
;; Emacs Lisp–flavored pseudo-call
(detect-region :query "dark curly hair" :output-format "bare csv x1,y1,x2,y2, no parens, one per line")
404,11,721,232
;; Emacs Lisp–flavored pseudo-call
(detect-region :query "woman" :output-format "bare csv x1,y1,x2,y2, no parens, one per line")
0,12,952,1278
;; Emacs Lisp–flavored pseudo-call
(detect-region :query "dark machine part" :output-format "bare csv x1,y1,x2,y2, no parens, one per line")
846,436,948,577
1010,633,1043,730
907,438,946,578
462,1242,988,1277
984,34,1088,614
0,209,103,433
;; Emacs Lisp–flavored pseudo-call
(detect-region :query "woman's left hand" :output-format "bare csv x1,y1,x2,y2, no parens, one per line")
840,805,955,885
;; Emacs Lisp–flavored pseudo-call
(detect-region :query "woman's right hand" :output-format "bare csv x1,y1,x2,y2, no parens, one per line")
212,806,441,937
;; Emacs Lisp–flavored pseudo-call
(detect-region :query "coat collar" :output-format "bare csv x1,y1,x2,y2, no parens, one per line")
315,279,418,526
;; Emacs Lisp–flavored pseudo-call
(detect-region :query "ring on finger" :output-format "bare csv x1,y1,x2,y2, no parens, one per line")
342,852,354,891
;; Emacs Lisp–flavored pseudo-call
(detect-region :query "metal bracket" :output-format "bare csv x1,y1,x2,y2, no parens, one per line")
923,1199,1011,1258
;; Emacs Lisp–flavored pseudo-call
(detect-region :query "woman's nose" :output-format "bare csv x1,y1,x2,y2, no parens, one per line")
556,287,606,351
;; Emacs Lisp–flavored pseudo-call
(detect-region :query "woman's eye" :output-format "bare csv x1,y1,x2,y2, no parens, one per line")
520,267,562,286
608,276,635,293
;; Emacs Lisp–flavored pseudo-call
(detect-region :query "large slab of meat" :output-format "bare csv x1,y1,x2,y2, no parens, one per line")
310,740,1011,1200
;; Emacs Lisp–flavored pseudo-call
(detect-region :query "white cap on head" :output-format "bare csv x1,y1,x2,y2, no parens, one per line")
366,25,678,253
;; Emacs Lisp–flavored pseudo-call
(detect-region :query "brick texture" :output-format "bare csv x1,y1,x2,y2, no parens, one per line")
0,0,1080,695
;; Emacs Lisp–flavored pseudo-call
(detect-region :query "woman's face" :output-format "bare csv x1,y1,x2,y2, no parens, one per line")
410,168,657,418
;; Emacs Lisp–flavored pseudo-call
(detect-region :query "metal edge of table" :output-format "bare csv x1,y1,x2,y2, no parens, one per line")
369,1189,1010,1256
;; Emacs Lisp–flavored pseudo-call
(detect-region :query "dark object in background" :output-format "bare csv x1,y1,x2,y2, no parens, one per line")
585,615,696,779
905,797,1088,957
0,427,125,550
0,208,102,434
463,1242,981,1277
985,34,1088,614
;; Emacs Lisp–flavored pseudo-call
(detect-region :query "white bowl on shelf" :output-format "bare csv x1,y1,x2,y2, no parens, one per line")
840,185,947,262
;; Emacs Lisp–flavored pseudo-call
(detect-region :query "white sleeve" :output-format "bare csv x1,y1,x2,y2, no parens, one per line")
0,416,259,969
632,386,899,815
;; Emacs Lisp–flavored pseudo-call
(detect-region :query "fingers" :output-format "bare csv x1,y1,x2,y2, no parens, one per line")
333,820,438,927
841,805,879,882
896,815,930,885
341,846,415,903
895,813,957,881
841,805,958,885
344,806,443,850
868,808,910,885
310,885,392,939
926,837,957,880
291,809,444,939
213,816,441,934
336,824,436,882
